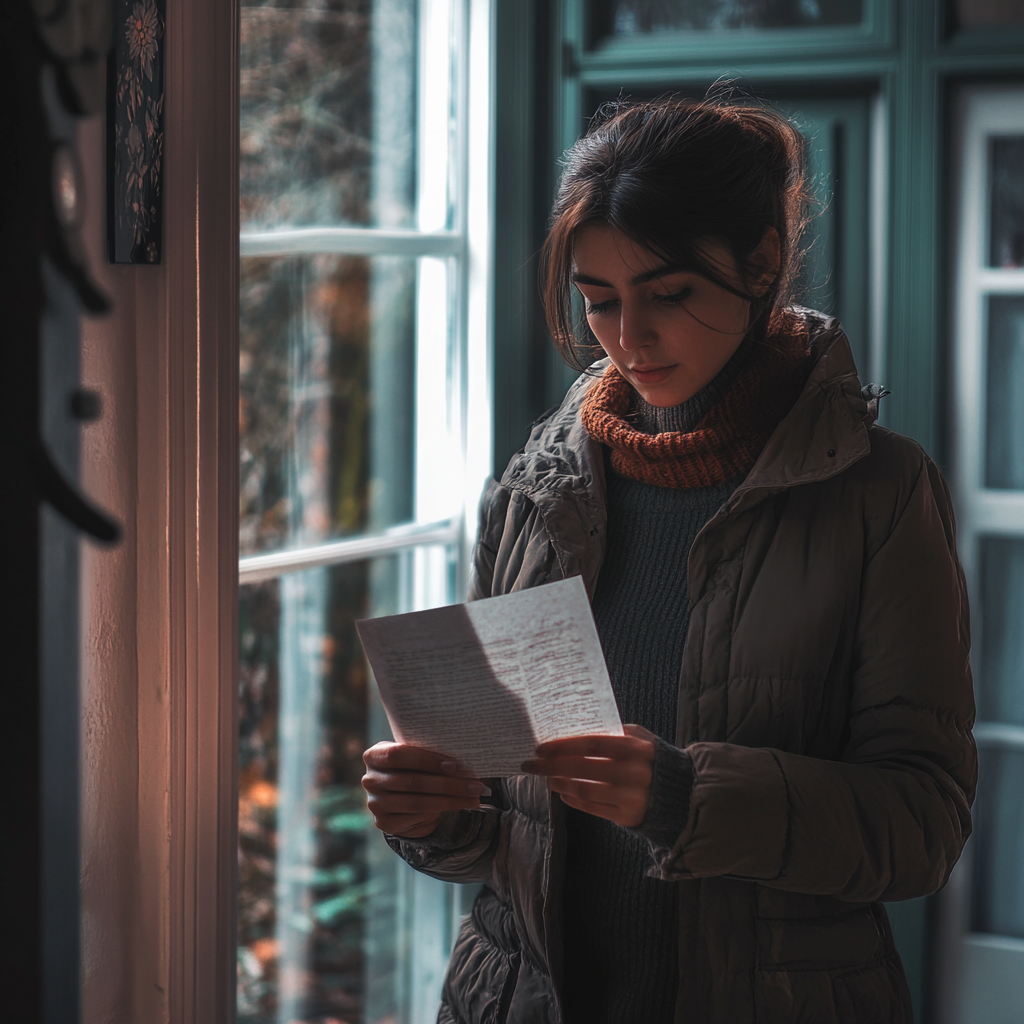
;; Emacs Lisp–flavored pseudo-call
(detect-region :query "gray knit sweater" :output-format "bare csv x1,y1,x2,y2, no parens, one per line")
561,340,751,1023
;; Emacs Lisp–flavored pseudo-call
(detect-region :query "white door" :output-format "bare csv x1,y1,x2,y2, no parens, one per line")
940,84,1024,1024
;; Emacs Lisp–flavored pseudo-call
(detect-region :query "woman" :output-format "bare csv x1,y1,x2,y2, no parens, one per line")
361,95,976,1023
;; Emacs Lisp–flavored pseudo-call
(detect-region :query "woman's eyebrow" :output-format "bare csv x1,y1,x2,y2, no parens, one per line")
571,272,613,287
571,264,687,288
631,264,687,285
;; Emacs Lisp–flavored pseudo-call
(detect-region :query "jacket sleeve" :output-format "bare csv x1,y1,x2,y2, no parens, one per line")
385,806,504,885
467,478,511,601
653,454,977,902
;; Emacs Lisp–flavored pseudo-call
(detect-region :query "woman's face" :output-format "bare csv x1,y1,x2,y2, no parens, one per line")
573,223,765,408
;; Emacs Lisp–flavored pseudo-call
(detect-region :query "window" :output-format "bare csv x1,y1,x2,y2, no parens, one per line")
941,83,1024,1024
589,0,864,38
235,3,493,1021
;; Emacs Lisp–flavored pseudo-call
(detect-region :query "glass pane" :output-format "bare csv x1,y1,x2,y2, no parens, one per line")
989,136,1024,269
239,254,417,556
972,746,1024,938
977,537,1024,726
956,0,1024,29
240,0,419,230
984,295,1024,490
589,0,863,39
787,110,838,317
238,551,458,1024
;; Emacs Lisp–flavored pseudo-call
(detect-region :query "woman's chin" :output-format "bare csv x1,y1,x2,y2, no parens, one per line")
632,381,700,408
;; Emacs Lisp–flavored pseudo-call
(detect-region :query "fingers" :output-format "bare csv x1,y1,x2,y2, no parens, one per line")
362,741,474,777
362,769,489,814
553,785,646,828
361,743,492,834
362,768,490,799
531,732,655,761
521,728,656,828
520,754,651,787
545,775,641,809
364,780,487,834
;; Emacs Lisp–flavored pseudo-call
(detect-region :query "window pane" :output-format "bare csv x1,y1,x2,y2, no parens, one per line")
984,295,1024,490
239,254,417,555
972,746,1024,938
240,0,418,230
977,537,1024,727
588,0,863,39
238,552,457,1024
989,136,1024,269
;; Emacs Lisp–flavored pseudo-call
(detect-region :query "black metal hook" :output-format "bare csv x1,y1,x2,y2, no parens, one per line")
15,427,121,544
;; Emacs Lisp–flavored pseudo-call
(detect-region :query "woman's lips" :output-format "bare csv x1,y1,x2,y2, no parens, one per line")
628,364,675,384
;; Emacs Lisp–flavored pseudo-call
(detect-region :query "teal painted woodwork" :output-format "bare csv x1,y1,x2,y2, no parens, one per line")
778,96,872,374
491,1,1024,1018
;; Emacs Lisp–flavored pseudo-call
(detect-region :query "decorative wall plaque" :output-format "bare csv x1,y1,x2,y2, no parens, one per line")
107,0,165,264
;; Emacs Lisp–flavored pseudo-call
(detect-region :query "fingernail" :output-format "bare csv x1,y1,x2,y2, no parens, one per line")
439,760,458,774
466,783,491,796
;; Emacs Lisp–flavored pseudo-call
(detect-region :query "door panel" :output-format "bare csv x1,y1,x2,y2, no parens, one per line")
944,83,1024,1024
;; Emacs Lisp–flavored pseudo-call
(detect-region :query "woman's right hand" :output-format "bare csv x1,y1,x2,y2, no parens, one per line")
361,742,492,838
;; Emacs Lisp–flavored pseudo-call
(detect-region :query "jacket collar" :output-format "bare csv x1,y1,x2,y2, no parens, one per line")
724,312,872,514
499,311,873,590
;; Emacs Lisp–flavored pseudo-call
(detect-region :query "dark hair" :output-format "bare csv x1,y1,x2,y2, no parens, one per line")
541,91,813,369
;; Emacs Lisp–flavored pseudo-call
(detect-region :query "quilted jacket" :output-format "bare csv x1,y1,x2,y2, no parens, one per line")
387,312,977,1024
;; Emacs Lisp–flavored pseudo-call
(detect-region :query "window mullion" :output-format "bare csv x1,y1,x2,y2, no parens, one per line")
239,226,464,258
238,517,461,584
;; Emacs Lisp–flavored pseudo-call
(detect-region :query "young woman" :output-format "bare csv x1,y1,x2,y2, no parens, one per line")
361,96,976,1024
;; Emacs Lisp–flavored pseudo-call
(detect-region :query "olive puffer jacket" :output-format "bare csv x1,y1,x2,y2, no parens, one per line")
387,312,977,1024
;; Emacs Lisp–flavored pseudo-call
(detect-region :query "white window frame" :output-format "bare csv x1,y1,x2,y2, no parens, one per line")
237,0,494,594
235,3,495,1021
938,83,1024,1024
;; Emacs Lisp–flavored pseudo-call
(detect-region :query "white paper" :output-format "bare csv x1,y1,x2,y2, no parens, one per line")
356,576,623,776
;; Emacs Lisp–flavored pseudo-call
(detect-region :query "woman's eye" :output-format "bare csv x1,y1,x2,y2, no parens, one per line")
586,299,617,315
657,286,693,306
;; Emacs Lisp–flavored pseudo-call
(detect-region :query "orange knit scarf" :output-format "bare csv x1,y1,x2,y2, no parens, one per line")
580,316,812,489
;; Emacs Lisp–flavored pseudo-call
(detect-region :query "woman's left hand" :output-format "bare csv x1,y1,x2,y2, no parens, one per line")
521,724,656,827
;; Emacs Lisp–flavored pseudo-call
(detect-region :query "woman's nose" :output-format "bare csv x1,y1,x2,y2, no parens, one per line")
618,302,656,351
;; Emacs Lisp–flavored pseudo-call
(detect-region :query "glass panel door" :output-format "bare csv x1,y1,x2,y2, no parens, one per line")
236,3,493,1022
941,83,1024,1024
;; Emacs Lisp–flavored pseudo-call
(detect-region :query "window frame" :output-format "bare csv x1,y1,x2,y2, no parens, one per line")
237,0,494,594
936,82,1024,1024
234,1,496,1019
572,0,895,64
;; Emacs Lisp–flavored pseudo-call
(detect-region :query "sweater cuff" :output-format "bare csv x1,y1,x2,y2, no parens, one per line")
629,738,695,853
387,808,490,852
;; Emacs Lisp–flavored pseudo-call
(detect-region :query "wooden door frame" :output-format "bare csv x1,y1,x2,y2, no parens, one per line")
80,1,239,1022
